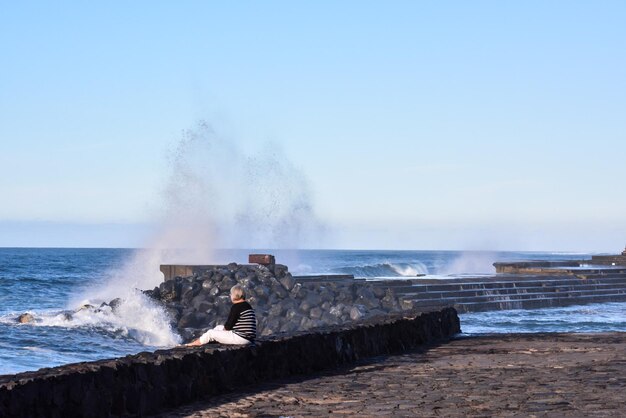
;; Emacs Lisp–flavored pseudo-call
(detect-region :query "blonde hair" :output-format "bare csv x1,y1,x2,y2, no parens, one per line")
230,284,246,301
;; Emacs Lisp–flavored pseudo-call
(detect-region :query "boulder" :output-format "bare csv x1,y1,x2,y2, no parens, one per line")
279,274,296,291
350,305,368,321
17,313,35,324
310,307,323,320
274,264,288,278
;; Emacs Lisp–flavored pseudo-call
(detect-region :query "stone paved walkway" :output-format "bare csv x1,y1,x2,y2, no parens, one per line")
159,333,626,417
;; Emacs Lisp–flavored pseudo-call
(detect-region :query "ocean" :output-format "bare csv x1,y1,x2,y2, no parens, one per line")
1,247,625,376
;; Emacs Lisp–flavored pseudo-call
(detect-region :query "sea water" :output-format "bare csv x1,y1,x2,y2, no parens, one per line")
1,247,625,375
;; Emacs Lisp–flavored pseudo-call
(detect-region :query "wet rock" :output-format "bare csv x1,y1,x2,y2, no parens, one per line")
17,313,35,324
143,288,156,299
159,280,177,302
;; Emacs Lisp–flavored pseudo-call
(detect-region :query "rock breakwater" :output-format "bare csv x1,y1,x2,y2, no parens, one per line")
146,263,408,341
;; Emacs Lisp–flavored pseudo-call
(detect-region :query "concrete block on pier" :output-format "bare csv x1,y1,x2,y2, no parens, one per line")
248,254,275,266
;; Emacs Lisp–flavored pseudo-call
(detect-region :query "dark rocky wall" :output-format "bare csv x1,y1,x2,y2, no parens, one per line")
0,308,459,417
146,263,409,341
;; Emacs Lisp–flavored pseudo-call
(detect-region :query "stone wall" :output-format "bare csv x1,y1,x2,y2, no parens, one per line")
0,308,459,417
146,263,410,341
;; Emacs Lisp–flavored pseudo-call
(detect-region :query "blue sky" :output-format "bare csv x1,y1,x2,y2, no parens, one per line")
1,1,625,251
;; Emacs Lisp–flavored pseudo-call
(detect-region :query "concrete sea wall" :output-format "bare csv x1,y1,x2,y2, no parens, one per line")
0,307,459,418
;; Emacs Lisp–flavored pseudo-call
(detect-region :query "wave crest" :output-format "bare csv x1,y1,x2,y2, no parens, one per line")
335,262,428,277
3,291,180,347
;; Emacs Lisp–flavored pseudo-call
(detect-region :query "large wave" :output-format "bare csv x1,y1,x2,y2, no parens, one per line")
334,262,429,277
2,289,178,347
57,121,323,348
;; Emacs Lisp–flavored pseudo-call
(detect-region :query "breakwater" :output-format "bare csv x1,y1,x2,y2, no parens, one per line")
294,258,626,314
293,273,626,315
155,260,626,339
0,307,459,417
393,273,626,313
150,263,408,341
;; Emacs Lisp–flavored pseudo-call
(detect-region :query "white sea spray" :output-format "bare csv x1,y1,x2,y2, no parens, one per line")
64,121,323,347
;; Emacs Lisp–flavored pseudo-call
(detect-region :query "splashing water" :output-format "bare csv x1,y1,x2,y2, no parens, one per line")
157,121,323,252
437,251,498,275
67,249,181,347
63,121,324,348
389,262,428,276
334,261,429,277
4,292,179,347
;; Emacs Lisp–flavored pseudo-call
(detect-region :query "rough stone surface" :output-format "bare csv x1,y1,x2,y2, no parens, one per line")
144,264,412,342
16,313,34,324
0,308,459,418
160,332,626,417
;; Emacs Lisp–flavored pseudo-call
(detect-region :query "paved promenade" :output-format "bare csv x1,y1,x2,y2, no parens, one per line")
160,333,626,417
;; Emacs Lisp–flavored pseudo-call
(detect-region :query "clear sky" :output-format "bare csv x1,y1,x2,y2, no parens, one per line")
1,1,625,252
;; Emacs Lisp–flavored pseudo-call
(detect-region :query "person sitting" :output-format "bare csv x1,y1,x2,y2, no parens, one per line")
185,284,256,346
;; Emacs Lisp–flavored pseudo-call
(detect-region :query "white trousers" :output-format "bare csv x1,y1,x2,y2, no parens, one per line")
198,325,251,345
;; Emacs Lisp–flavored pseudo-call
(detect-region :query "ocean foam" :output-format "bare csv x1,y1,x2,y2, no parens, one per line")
437,252,497,275
335,262,429,277
57,122,321,349
388,262,428,276
5,286,180,347
64,248,182,347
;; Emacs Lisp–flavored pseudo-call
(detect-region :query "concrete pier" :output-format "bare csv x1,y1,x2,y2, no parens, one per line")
293,270,626,313
393,273,626,312
162,333,626,417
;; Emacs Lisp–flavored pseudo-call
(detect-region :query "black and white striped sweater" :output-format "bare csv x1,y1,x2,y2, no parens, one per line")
224,301,257,342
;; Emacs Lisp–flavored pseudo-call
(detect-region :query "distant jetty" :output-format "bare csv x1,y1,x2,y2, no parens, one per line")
494,246,626,274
